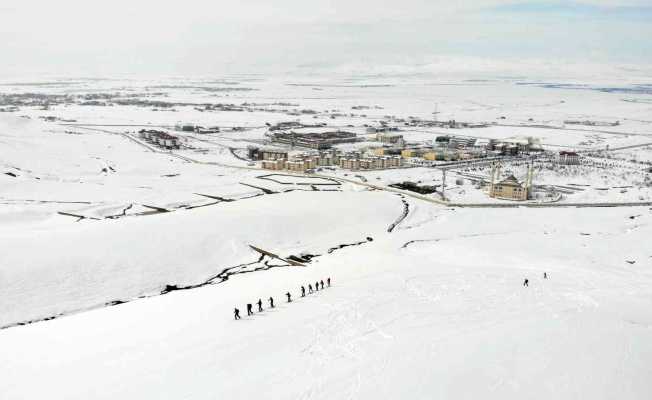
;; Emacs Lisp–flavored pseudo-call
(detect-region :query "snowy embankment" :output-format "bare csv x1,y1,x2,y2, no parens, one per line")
0,190,401,328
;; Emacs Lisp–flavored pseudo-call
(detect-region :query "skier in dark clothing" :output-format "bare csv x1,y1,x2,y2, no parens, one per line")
234,308,241,320
286,292,292,302
320,280,324,290
247,303,253,316
257,299,263,312
301,286,306,297
544,272,548,279
327,277,331,287
269,297,275,308
523,279,529,287
315,281,319,291
308,284,313,294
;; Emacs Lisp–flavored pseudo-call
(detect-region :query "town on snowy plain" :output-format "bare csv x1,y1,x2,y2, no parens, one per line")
1,72,652,399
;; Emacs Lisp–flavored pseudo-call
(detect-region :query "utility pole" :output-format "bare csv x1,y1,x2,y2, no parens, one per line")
489,162,495,198
442,168,446,200
526,163,534,199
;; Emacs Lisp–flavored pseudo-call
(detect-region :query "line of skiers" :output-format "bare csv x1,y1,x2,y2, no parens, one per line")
234,277,331,320
523,272,548,288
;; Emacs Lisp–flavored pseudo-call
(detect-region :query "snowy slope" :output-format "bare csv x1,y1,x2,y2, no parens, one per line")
1,206,651,399
2,74,652,399
0,190,400,328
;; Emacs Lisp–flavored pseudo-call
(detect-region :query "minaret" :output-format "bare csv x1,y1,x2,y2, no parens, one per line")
525,163,534,199
489,162,497,197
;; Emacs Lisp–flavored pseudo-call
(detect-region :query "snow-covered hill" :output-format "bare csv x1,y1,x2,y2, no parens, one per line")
1,76,652,399
1,204,651,399
0,190,400,328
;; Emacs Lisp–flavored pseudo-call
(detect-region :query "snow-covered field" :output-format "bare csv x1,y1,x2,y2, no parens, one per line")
2,205,651,399
1,74,652,399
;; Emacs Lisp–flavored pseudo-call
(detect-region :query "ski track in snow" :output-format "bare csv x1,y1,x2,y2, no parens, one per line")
401,230,525,249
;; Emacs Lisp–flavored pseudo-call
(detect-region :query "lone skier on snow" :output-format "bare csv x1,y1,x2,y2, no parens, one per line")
523,278,529,287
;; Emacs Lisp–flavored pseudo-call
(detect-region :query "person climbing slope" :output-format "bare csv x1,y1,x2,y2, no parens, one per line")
257,298,263,312
234,308,241,320
301,286,306,297
269,297,274,308
286,292,292,302
247,303,253,316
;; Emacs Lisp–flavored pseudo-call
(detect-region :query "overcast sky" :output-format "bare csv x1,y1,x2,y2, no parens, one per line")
1,0,651,77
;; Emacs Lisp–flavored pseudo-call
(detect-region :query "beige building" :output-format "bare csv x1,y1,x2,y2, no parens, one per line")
296,151,340,167
489,175,528,201
423,151,438,161
459,151,473,160
261,151,340,173
339,156,401,171
262,159,286,170
376,132,404,145
389,156,401,167
373,147,388,156
304,158,317,170
423,150,461,161
286,160,307,172
359,159,373,169
340,158,361,170
322,154,339,166
287,157,317,172
262,150,288,161
401,149,421,158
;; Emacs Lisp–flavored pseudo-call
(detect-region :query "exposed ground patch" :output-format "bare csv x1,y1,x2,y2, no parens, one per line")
387,196,409,233
256,174,341,186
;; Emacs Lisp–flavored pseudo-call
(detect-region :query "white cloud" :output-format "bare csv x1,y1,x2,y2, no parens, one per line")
0,1,650,77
